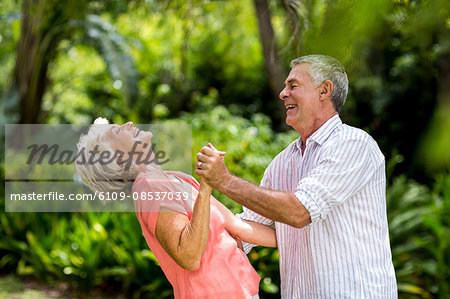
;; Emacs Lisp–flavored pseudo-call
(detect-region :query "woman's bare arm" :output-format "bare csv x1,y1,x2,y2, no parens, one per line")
154,179,212,271
214,198,277,247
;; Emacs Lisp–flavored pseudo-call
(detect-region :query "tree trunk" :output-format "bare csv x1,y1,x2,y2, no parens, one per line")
12,0,87,124
253,0,288,127
13,0,48,124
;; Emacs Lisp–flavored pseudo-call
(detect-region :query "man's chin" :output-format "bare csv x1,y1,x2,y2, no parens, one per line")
285,118,298,132
285,117,294,127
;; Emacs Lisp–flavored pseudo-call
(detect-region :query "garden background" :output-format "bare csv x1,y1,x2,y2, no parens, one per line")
0,0,449,298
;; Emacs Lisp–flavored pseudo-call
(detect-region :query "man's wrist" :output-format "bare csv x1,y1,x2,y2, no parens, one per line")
216,171,233,193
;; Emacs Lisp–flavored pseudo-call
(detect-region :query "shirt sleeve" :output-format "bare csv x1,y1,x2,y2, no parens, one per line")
295,136,384,224
236,167,276,254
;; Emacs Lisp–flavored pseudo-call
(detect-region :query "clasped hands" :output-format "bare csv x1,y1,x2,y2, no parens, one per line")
195,143,229,189
195,144,244,250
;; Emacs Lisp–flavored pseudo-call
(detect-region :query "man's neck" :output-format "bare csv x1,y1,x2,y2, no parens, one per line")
301,142,306,155
299,112,338,151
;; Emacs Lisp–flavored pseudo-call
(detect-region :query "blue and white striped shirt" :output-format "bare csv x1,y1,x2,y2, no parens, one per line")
239,115,397,298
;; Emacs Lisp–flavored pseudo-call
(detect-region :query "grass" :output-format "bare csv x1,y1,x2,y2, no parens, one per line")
0,274,134,299
0,274,65,299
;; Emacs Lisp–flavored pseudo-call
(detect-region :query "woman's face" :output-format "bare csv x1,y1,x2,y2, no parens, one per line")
103,122,153,155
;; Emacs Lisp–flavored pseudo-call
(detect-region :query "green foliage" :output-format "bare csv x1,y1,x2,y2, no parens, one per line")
3,0,448,180
1,106,449,298
1,0,449,297
43,0,270,125
341,0,450,181
78,14,140,105
0,275,58,299
387,174,450,298
417,101,450,176
272,0,449,181
0,0,21,125
5,0,444,181
0,210,172,298
41,12,140,124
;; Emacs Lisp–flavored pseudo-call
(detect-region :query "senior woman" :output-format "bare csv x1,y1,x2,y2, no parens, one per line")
75,118,276,299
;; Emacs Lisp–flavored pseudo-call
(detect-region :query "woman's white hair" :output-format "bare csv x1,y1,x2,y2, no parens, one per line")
75,117,135,194
291,55,348,113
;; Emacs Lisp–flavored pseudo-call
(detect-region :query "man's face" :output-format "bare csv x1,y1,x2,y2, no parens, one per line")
279,63,322,132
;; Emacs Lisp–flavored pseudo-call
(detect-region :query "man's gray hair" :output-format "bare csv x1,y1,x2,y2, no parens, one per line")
75,119,135,194
291,55,348,113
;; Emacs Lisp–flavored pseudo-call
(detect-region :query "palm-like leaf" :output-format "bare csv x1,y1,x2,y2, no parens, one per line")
72,14,140,105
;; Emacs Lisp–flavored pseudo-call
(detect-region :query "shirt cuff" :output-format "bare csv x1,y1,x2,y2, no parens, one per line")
294,187,324,225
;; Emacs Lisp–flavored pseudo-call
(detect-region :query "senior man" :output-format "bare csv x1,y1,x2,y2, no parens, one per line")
195,55,397,298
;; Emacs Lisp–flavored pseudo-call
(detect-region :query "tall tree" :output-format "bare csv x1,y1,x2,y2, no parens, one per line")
253,0,287,125
12,0,88,123
11,0,139,124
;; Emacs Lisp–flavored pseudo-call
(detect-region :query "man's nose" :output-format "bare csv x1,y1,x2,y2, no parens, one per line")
279,87,288,101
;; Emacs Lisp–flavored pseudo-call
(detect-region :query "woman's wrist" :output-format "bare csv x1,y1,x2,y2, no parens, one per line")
199,178,213,194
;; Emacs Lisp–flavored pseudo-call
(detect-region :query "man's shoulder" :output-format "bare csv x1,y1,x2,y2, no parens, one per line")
331,123,379,146
327,123,384,162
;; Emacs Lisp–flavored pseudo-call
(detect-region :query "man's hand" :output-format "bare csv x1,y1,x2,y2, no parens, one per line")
195,143,229,189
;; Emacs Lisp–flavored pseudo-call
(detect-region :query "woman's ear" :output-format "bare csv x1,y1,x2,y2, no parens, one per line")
319,80,334,101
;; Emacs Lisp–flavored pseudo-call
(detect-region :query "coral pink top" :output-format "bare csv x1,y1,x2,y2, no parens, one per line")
133,171,260,299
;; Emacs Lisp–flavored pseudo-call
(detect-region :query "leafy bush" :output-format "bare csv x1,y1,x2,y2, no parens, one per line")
0,209,172,298
388,174,450,298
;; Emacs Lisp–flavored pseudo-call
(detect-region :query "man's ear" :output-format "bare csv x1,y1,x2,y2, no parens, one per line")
319,80,334,101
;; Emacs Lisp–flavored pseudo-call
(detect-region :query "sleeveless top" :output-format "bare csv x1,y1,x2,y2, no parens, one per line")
133,170,260,298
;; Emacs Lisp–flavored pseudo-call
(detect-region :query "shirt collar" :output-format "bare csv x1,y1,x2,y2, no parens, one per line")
295,114,342,151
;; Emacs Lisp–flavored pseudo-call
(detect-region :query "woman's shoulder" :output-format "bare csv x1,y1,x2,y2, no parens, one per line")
165,170,194,180
133,171,190,217
136,170,167,181
165,171,199,187
133,172,175,196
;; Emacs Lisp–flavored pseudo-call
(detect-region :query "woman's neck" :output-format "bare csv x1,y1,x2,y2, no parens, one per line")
136,162,164,177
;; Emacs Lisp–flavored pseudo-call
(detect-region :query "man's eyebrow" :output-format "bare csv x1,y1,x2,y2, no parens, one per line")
285,78,299,85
